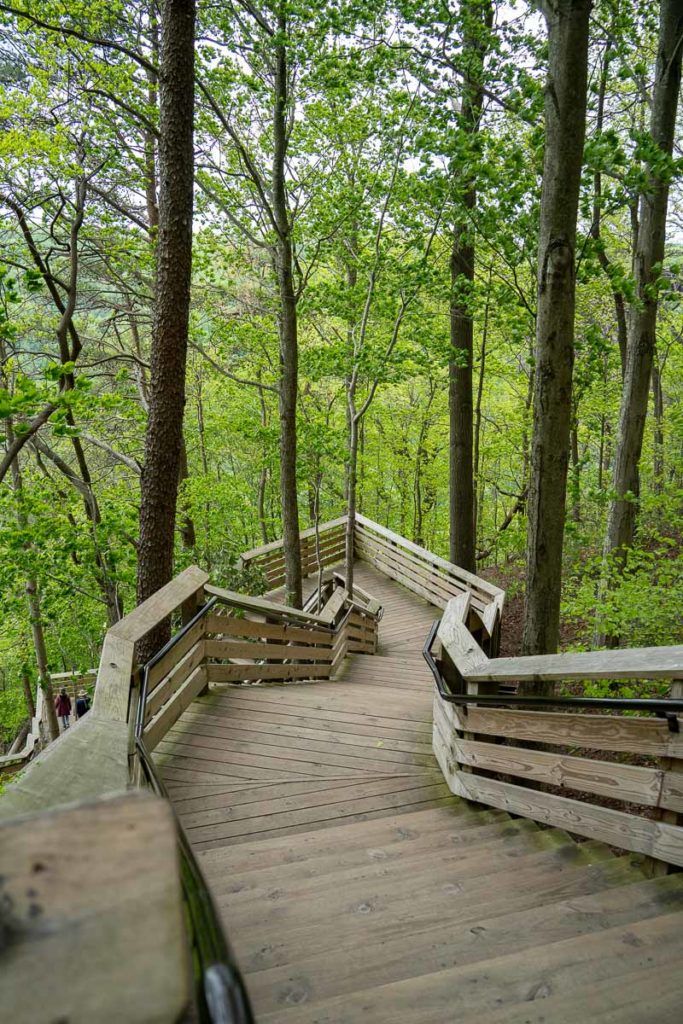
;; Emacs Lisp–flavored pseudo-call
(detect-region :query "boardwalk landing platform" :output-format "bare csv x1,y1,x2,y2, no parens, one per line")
156,563,683,1024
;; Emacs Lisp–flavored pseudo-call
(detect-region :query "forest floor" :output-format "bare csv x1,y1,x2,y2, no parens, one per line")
484,561,583,657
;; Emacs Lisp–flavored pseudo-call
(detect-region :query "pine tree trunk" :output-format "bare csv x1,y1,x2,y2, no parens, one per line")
522,0,591,658
604,0,682,566
137,0,196,663
448,0,492,573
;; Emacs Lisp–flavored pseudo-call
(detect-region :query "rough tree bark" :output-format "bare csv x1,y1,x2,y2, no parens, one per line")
449,0,493,573
137,0,196,663
604,0,682,565
522,0,591,657
272,6,303,608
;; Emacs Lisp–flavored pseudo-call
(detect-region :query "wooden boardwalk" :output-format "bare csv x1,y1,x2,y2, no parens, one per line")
157,564,447,846
157,562,683,1023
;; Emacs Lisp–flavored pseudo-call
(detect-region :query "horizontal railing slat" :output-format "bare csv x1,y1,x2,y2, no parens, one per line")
466,645,683,682
204,615,333,645
436,697,683,757
204,639,334,662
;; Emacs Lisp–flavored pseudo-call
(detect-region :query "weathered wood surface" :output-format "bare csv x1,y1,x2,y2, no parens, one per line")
206,662,332,684
467,644,683,682
442,768,683,868
158,563,442,847
204,638,335,662
438,700,683,757
155,560,682,1021
205,615,333,645
0,791,190,1024
447,732,680,811
0,715,130,820
111,565,209,646
206,583,326,624
239,516,347,562
355,513,503,601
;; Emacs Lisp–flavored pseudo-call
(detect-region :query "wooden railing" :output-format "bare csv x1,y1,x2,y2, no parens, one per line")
0,670,97,774
1,564,383,812
429,591,683,870
0,565,210,1022
1,562,381,1019
239,516,347,588
239,512,505,652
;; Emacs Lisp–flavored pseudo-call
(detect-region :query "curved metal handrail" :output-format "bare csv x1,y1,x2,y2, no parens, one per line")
423,618,683,729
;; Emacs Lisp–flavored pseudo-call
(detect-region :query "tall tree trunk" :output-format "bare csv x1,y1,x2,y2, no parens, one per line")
570,406,581,522
522,0,591,658
137,0,196,663
345,414,359,598
604,0,682,567
449,0,493,573
591,36,628,378
652,352,665,494
177,438,196,550
473,265,492,542
6,434,58,740
273,9,302,608
21,667,36,721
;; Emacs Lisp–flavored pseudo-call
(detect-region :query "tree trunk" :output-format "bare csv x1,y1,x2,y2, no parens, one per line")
345,413,359,598
604,0,682,566
273,9,302,608
448,0,493,573
177,438,197,550
257,467,270,545
591,36,628,378
652,352,664,494
21,667,36,720
137,0,196,663
522,0,591,658
570,407,581,523
473,266,492,542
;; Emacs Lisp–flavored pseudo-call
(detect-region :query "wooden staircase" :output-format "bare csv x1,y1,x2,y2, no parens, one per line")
3,516,683,1023
198,797,683,1023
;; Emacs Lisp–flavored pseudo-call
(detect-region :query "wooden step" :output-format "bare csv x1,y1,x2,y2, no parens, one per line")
226,853,642,974
248,874,683,1016
260,904,683,1023
470,959,683,1023
197,803,508,872
209,820,568,905
221,839,624,939
200,817,544,897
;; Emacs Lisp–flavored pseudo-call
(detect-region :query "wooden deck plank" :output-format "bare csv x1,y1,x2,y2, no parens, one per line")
248,876,683,1014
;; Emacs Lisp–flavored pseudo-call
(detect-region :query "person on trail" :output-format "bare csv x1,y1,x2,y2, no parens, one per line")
75,689,90,719
55,688,72,730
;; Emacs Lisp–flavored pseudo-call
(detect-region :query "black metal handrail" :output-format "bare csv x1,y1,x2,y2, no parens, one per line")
423,618,683,731
136,601,254,1024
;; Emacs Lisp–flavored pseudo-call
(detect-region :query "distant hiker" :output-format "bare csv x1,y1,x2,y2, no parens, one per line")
55,688,72,730
76,689,90,719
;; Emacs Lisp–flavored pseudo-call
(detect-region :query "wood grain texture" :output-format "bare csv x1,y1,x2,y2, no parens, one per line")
442,769,683,867
438,701,683,756
0,791,189,1024
0,715,130,820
